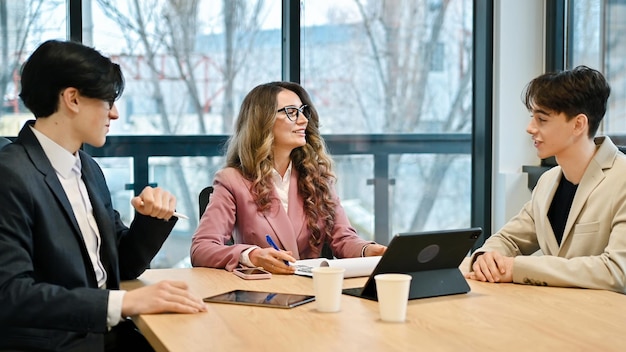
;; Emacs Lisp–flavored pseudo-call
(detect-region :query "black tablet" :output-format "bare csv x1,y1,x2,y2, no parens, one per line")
203,290,315,309
343,227,482,301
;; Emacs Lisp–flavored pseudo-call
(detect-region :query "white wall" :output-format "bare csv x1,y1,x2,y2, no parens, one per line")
492,0,545,231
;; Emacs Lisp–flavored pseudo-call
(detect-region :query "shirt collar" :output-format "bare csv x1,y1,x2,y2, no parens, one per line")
30,125,80,179
271,161,293,183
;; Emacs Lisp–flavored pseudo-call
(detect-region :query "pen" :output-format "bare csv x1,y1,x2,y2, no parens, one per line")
172,212,189,220
139,201,189,220
265,234,289,266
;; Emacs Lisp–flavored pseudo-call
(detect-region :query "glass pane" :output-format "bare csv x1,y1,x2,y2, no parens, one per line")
302,0,473,134
333,155,375,241
604,0,626,134
0,1,67,136
570,0,626,135
95,157,135,223
89,0,281,135
390,153,471,234
149,156,225,268
569,0,602,69
302,0,474,239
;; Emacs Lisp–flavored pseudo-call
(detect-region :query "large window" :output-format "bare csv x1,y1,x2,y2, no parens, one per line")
569,0,626,134
301,0,474,236
0,1,67,135
89,0,282,135
88,0,283,267
0,0,486,268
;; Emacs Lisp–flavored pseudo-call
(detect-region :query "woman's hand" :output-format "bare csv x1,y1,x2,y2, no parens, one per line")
249,248,296,274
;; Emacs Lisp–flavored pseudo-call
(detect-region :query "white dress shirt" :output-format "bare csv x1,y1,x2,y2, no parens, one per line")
31,126,125,327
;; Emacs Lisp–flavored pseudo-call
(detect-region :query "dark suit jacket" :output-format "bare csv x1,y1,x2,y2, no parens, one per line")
0,121,176,351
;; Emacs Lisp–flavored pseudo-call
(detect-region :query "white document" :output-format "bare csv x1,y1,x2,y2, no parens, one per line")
293,256,382,278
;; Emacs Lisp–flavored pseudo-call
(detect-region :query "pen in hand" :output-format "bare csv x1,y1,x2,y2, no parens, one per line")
171,212,189,220
139,201,189,220
265,234,289,266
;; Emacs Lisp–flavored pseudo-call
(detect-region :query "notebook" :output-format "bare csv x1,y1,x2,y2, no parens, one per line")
293,256,382,278
342,227,482,301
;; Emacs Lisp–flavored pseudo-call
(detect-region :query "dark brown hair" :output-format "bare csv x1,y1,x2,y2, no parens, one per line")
522,65,610,138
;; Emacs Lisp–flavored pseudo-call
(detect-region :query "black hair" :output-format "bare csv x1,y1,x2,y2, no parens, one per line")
19,40,124,118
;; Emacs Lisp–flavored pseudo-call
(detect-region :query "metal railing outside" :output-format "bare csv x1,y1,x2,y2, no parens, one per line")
84,133,472,244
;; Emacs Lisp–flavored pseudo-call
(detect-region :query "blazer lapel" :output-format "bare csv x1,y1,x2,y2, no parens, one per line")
559,138,612,253
20,122,83,240
264,198,300,258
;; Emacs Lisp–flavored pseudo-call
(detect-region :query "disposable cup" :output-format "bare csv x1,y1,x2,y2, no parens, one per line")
312,267,345,312
374,273,412,322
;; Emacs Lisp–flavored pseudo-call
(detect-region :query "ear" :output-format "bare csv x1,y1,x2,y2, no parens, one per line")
59,87,80,114
572,113,589,137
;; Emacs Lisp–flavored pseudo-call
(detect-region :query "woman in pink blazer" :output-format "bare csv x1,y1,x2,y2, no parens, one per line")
191,82,386,272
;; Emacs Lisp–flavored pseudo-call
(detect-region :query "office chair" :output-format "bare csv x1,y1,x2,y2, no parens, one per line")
198,186,214,219
320,242,334,259
198,185,234,246
0,136,11,149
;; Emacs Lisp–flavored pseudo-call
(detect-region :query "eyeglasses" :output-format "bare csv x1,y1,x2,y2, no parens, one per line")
276,104,310,123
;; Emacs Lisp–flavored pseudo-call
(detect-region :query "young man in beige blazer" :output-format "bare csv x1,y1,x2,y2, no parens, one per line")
466,66,626,293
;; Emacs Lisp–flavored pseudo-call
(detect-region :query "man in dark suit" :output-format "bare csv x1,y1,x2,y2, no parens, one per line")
0,40,206,351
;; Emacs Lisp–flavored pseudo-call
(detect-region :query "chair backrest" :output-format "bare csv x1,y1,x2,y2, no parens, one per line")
198,186,214,219
0,136,11,150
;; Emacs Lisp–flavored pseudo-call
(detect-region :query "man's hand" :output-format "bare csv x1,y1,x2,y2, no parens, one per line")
464,251,514,283
249,248,296,274
122,280,207,317
131,186,177,220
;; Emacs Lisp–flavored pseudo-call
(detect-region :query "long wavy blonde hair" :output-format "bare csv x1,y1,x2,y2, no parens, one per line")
225,82,336,252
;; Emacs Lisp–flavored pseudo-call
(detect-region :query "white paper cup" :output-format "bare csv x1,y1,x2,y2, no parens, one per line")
374,273,412,322
312,267,345,312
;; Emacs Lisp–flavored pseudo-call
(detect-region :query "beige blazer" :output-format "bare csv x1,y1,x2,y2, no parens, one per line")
190,167,370,271
472,136,626,293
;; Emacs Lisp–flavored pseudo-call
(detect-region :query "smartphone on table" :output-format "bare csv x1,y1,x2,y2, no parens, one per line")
233,267,272,280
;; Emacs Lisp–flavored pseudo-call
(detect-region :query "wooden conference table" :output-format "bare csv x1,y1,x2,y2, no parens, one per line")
121,259,626,352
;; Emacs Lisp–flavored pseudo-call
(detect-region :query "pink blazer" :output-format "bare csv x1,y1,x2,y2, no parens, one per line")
190,167,371,271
